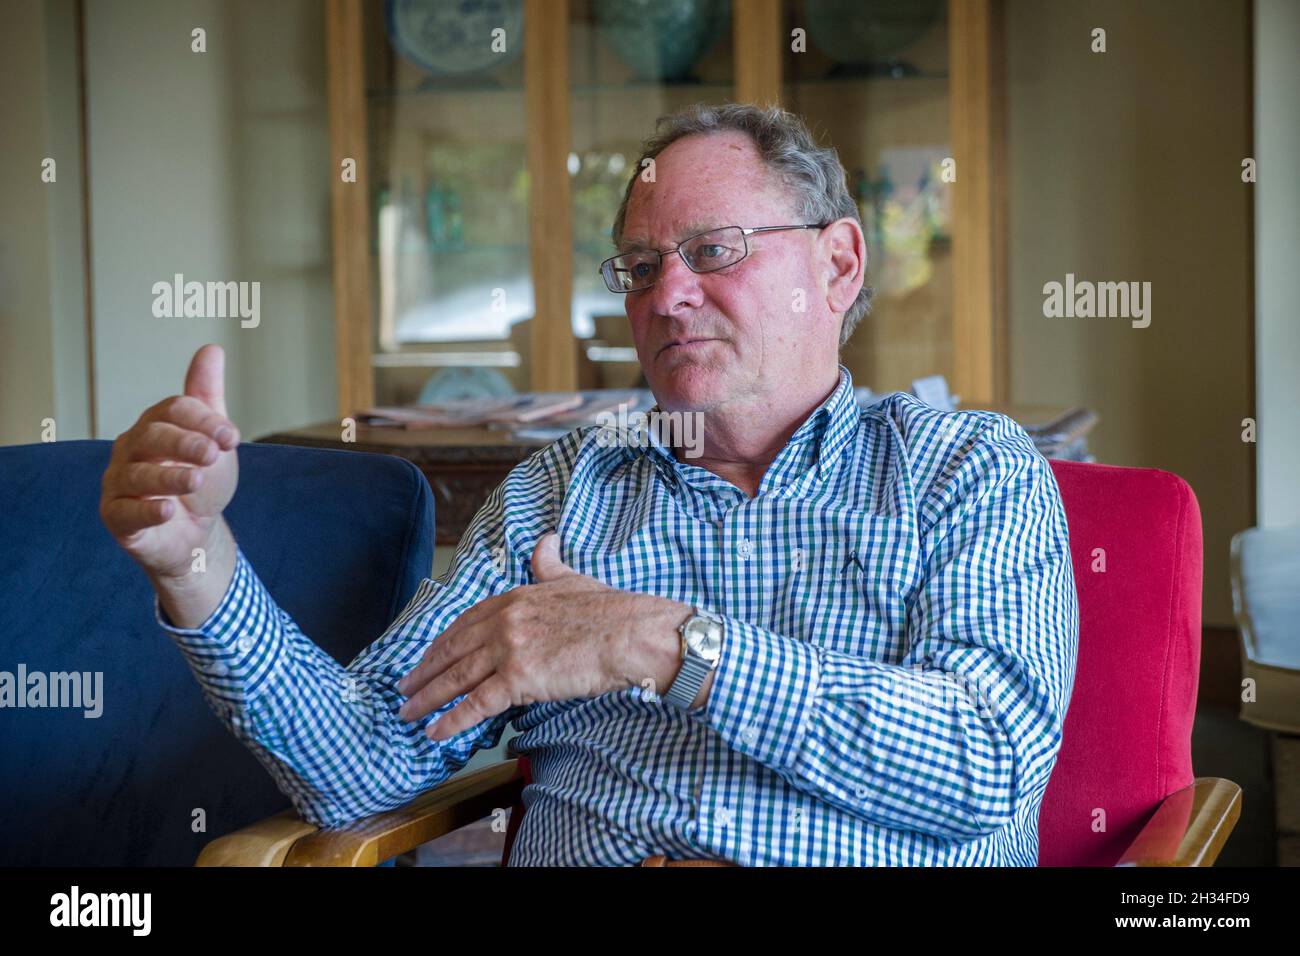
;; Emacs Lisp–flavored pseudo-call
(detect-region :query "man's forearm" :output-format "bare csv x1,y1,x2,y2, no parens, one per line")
149,517,237,628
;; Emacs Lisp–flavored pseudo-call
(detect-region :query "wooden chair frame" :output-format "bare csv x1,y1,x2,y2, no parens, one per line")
197,758,1241,867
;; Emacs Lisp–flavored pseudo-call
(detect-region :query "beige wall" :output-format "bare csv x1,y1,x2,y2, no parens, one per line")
84,0,336,441
0,0,90,446
1006,0,1254,626
0,0,336,446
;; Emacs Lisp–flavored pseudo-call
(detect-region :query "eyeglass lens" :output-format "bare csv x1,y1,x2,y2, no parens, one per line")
604,227,746,292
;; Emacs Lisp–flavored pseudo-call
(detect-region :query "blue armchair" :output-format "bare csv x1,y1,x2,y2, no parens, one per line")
0,439,434,865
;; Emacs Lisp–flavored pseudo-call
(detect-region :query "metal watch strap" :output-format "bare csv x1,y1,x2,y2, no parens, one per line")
664,608,722,710
664,652,712,710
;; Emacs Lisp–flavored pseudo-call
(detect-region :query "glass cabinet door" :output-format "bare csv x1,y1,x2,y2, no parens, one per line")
566,0,735,390
362,0,533,405
782,0,953,395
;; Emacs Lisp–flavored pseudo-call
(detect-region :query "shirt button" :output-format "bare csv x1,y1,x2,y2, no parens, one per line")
742,725,758,745
210,660,229,677
236,635,254,653
855,785,868,799
737,538,753,559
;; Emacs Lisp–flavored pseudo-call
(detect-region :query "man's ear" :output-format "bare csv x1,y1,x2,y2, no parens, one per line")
821,218,867,315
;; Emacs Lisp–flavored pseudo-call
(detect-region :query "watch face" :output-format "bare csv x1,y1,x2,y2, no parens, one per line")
685,618,723,660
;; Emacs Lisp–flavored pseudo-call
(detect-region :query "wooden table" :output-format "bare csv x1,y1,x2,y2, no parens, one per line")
259,401,1095,546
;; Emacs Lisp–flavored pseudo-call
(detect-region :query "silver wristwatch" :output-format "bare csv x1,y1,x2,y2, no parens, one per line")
663,607,724,710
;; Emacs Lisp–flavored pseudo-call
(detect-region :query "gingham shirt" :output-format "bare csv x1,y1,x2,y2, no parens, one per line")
158,366,1079,866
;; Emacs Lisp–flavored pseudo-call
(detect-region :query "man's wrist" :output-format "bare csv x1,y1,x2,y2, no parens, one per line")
150,519,238,629
618,596,693,700
663,605,723,711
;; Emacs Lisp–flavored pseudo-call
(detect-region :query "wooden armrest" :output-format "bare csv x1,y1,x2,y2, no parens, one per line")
196,758,526,867
1114,777,1242,867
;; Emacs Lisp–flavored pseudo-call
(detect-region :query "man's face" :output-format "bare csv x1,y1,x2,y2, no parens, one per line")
617,131,839,414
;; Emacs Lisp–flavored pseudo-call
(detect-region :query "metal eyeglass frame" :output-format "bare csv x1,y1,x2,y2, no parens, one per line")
598,223,830,294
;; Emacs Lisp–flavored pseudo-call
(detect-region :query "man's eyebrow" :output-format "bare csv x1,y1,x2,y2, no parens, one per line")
619,221,724,252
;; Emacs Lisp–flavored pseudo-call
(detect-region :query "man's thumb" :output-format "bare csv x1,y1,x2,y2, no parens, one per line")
184,344,228,415
531,533,573,581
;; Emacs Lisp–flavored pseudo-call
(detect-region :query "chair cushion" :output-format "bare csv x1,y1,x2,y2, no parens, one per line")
0,439,434,865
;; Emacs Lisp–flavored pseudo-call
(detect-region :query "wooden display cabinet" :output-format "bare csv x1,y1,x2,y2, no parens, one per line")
324,0,1007,415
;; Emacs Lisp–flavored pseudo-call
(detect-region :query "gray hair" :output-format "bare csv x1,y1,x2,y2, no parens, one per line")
611,102,873,347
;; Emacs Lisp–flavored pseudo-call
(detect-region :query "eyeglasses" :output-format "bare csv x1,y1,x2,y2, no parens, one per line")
598,223,830,294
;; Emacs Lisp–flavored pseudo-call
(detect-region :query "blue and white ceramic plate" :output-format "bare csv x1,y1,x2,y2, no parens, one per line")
385,0,524,76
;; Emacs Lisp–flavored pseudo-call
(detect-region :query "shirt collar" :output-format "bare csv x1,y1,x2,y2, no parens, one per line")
788,364,859,478
616,365,860,482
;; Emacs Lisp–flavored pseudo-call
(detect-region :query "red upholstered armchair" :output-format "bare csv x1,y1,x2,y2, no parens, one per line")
199,460,1240,867
1037,460,1239,866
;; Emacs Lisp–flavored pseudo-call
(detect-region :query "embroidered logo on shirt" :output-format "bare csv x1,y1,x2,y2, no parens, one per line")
841,548,866,578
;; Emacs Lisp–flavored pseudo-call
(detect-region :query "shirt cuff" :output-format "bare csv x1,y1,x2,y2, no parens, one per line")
700,616,822,772
154,547,290,706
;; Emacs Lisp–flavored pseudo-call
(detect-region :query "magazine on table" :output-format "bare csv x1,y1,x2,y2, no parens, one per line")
355,390,654,432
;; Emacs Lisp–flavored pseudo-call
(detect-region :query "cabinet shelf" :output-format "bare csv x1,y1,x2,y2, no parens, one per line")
367,72,946,103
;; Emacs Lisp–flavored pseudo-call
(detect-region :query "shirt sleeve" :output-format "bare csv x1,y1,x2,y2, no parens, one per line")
155,442,570,829
697,415,1080,841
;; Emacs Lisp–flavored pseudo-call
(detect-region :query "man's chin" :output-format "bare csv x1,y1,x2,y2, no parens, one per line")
648,359,729,411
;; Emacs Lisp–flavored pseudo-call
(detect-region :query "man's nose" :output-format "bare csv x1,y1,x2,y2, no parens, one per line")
648,251,705,315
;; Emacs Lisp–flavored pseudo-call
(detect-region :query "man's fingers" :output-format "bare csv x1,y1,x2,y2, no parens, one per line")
183,344,229,417
113,461,203,499
399,595,506,693
407,593,503,680
399,644,496,723
101,496,175,538
126,420,219,466
530,532,576,581
136,395,239,450
426,673,513,742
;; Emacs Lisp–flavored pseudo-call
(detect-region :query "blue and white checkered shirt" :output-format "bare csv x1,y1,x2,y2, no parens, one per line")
159,365,1078,865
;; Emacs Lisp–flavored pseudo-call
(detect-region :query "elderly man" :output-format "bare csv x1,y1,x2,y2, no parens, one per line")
100,103,1078,866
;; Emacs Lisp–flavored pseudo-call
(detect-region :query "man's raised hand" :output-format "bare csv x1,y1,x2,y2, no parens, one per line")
99,344,241,585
